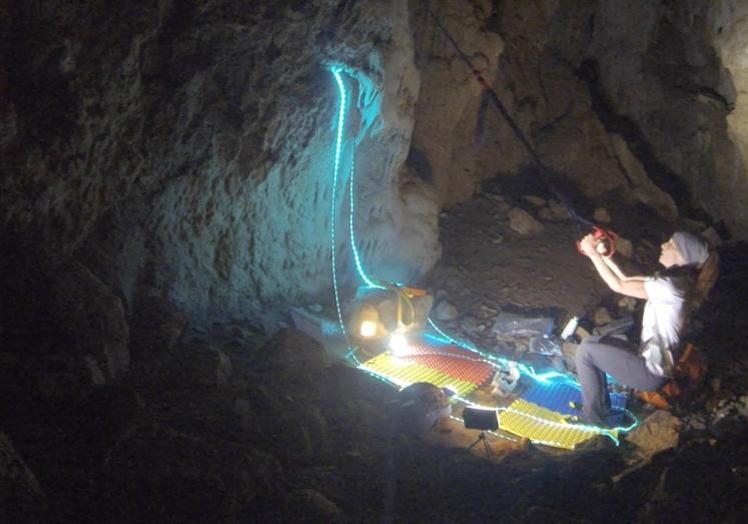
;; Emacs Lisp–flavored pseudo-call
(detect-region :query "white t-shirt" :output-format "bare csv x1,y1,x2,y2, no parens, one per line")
640,276,687,377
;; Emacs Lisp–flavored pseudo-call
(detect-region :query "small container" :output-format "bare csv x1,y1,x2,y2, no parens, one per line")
560,316,579,340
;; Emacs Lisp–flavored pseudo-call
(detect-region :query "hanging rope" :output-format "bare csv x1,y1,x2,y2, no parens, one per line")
423,6,596,239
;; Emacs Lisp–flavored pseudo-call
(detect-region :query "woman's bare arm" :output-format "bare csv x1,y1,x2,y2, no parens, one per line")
580,234,648,299
602,255,647,282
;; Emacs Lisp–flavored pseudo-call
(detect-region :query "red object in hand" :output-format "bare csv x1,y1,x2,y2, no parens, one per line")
577,226,618,257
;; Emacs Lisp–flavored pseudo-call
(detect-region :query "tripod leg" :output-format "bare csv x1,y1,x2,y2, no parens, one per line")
467,434,482,451
482,434,492,458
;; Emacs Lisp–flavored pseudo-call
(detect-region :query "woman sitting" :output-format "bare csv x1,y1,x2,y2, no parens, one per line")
575,231,718,425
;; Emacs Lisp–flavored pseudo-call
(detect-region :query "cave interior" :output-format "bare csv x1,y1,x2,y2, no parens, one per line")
2,1,748,522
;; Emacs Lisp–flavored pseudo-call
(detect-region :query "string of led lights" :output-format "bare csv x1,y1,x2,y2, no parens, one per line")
425,322,577,386
326,67,637,441
329,67,361,367
352,344,634,445
357,350,626,445
426,326,638,437
348,146,384,290
448,391,621,445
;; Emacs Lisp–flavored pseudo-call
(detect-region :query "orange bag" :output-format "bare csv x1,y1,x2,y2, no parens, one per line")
637,343,707,410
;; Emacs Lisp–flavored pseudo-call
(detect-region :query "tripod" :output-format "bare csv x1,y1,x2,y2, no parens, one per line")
467,431,492,458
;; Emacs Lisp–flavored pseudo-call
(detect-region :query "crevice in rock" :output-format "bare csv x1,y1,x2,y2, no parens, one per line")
405,147,433,183
673,83,735,112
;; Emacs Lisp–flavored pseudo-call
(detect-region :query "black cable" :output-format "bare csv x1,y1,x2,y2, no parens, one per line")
424,5,595,237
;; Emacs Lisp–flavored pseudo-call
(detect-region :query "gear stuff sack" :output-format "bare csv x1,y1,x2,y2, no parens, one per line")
637,343,707,410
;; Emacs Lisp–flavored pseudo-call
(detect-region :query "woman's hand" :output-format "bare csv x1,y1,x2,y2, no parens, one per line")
580,233,649,299
579,233,598,257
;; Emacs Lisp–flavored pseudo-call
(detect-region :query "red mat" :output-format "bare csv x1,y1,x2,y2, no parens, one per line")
392,339,495,387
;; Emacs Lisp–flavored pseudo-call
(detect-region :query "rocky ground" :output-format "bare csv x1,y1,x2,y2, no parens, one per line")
423,173,748,520
428,173,748,433
3,174,748,522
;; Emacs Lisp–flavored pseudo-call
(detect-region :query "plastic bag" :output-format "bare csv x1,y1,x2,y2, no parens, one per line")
491,312,554,337
491,361,521,397
528,335,563,357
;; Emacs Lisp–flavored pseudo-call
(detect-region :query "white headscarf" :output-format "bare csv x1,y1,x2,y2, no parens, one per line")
672,231,709,267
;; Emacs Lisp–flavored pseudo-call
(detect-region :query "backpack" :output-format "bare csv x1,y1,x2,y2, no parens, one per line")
636,343,707,410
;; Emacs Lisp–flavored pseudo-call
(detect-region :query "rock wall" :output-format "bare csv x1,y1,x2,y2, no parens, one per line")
409,0,677,215
0,0,439,331
587,0,747,237
408,0,746,237
711,0,748,236
3,0,748,340
408,0,504,205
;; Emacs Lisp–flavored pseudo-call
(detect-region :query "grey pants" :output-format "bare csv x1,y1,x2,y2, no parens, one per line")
575,336,666,425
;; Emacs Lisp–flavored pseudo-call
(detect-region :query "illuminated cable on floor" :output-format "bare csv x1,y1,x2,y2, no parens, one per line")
329,68,635,440
426,319,636,434
425,320,576,385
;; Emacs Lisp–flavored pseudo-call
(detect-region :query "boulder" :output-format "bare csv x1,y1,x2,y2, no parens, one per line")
739,395,748,418
480,303,499,316
709,401,748,439
508,207,544,236
434,300,459,321
626,410,683,458
609,134,678,219
391,382,452,436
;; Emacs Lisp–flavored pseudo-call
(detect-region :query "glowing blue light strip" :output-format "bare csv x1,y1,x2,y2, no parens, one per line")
500,406,618,440
358,363,407,388
348,147,384,289
425,319,638,434
327,68,636,437
449,394,619,445
425,320,578,386
361,349,631,442
330,68,349,346
328,66,381,369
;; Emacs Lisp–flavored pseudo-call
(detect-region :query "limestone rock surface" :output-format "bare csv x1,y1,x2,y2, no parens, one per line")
589,0,747,237
0,0,439,330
